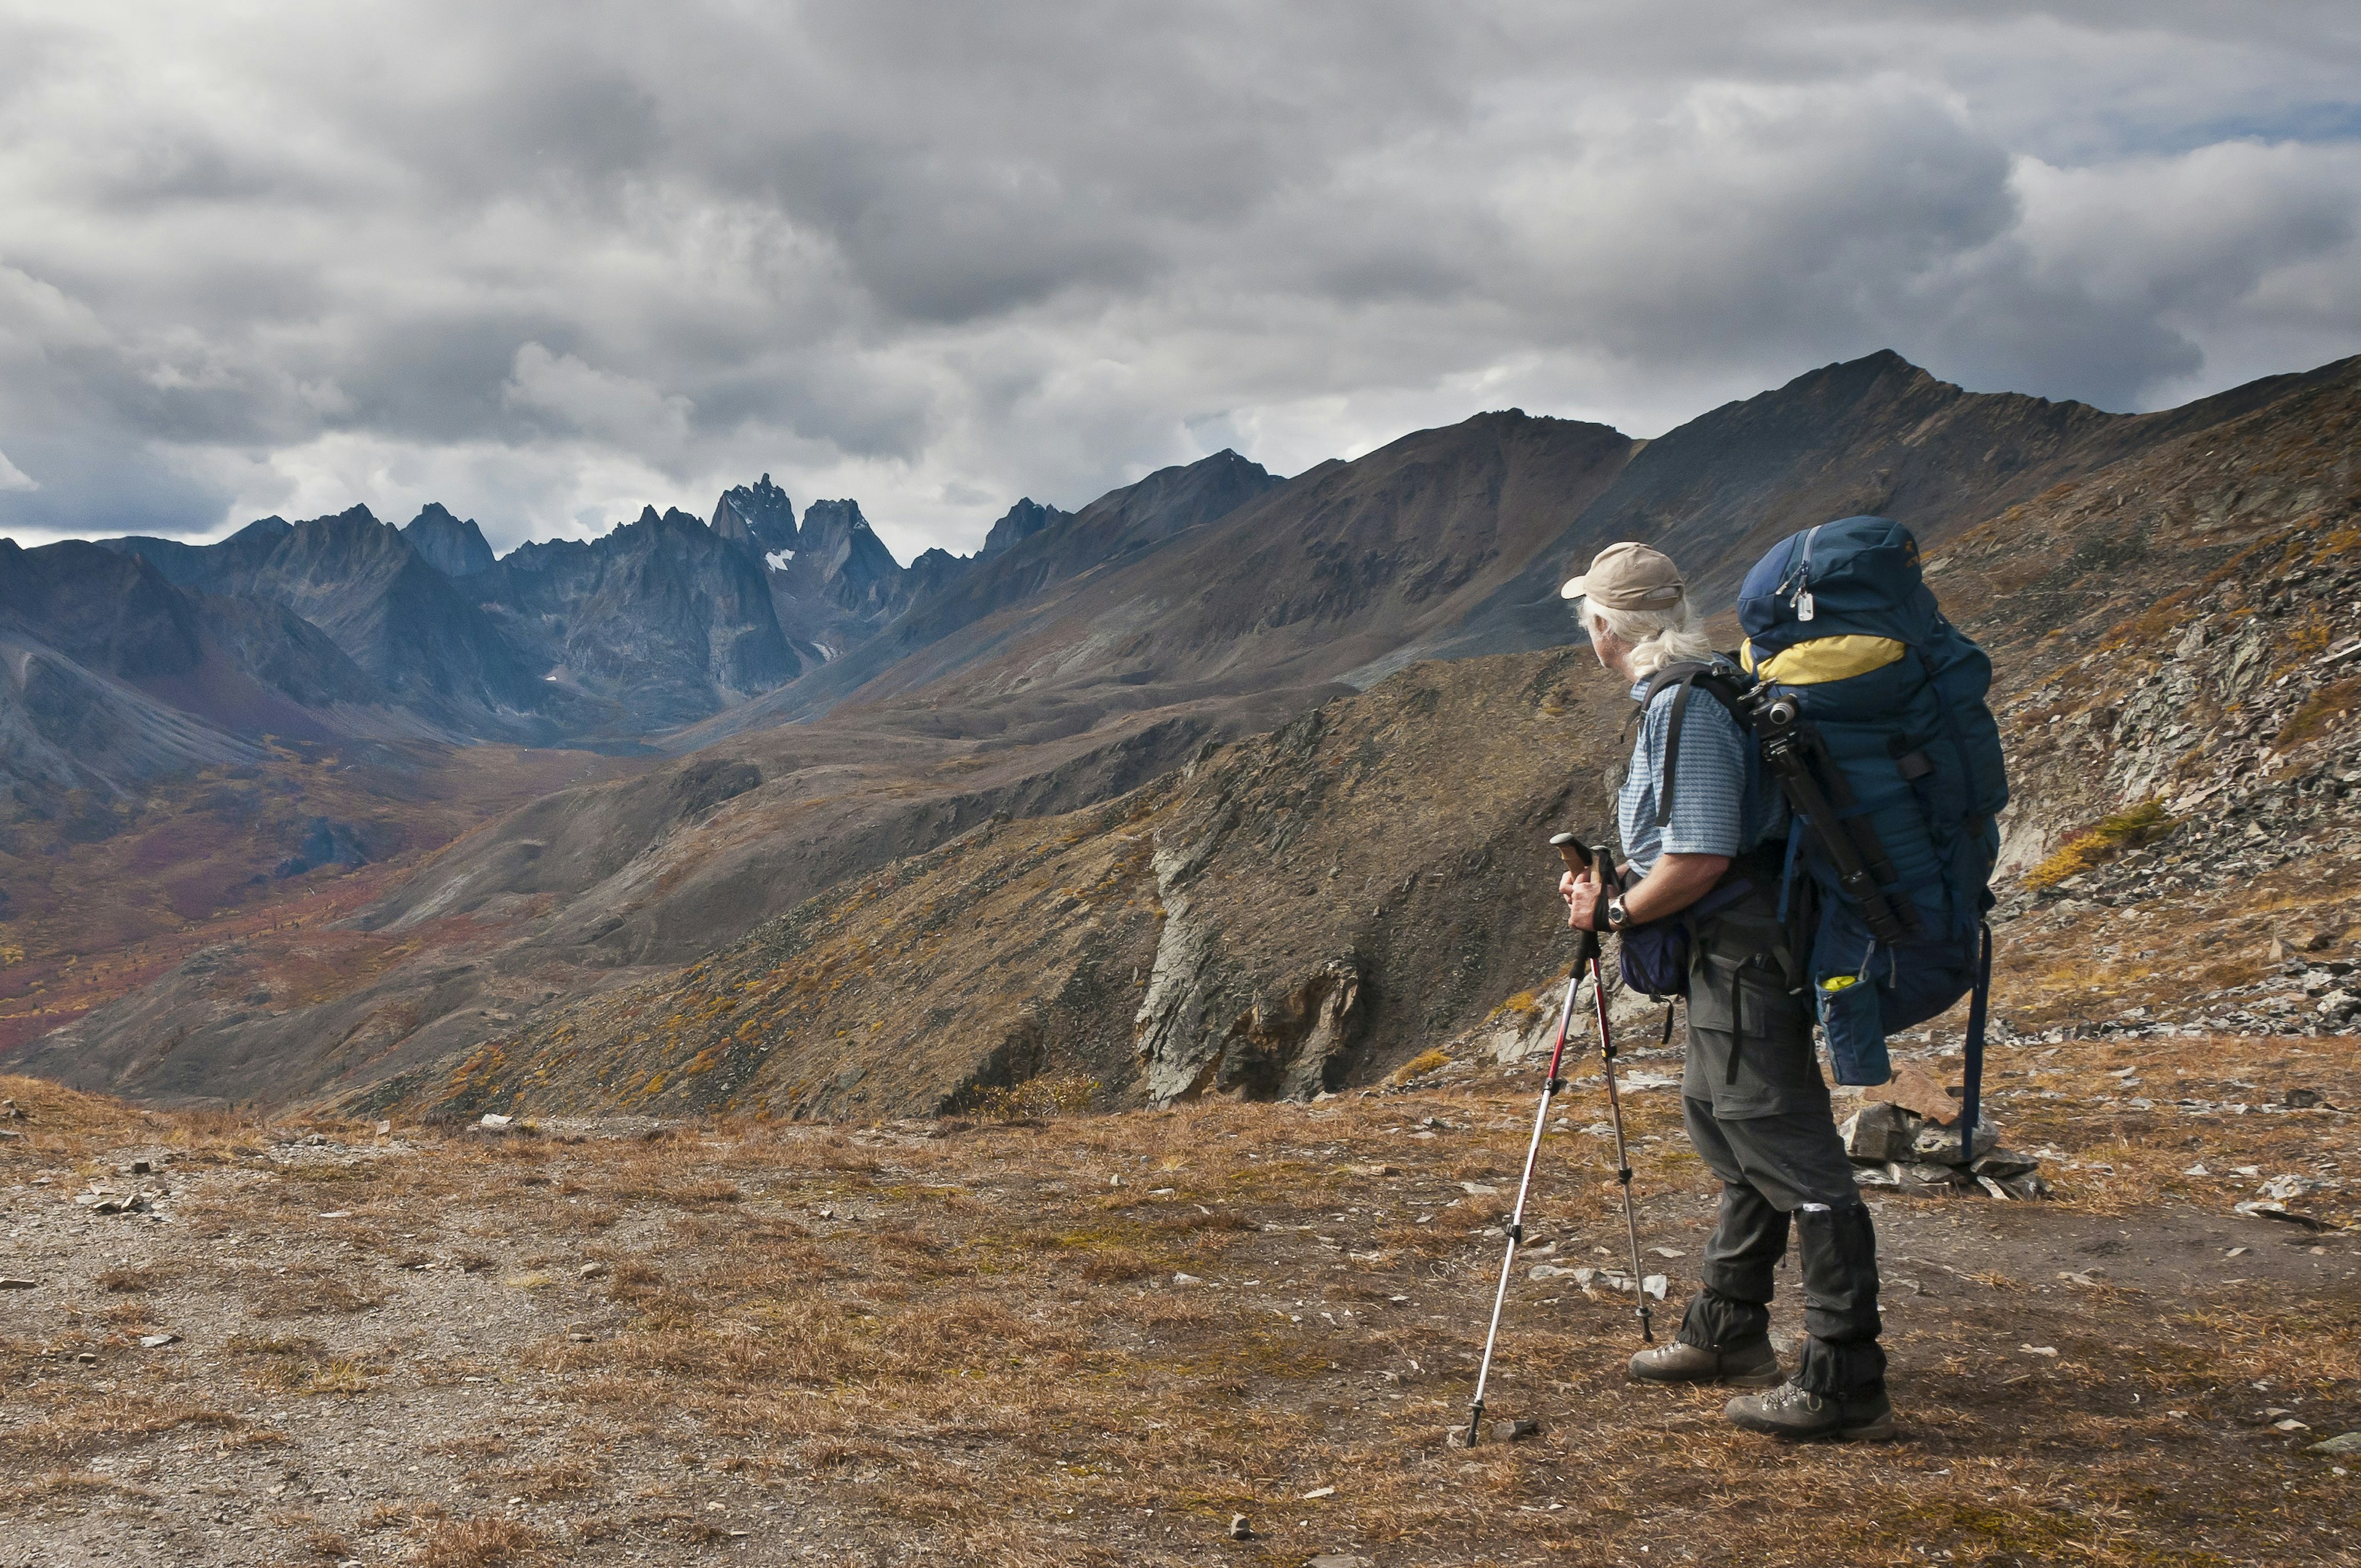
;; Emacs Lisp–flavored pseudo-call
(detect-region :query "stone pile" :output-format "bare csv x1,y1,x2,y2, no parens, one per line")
1838,1101,2051,1199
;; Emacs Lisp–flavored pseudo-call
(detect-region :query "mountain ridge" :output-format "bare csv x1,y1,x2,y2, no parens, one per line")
11,349,2360,1115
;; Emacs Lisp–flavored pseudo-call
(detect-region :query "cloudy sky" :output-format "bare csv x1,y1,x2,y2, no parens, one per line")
2,2,2358,560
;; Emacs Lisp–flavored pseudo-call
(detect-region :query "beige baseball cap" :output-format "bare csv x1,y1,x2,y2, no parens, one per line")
1559,541,1685,609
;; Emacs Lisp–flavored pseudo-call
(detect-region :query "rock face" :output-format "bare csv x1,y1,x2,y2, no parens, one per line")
400,504,496,579
709,474,799,561
680,449,1290,735
0,536,396,798
981,497,1069,556
785,499,906,620
486,505,801,727
107,505,547,731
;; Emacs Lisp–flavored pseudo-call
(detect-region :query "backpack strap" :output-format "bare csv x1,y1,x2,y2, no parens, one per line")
1635,660,1718,829
1956,921,1993,1148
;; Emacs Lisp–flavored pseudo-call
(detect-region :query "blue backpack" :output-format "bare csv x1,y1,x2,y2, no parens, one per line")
1645,516,2008,1137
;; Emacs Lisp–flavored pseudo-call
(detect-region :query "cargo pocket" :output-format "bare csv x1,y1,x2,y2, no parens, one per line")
1816,973,1889,1087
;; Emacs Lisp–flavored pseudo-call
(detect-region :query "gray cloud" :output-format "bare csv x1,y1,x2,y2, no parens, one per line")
1,1,2357,556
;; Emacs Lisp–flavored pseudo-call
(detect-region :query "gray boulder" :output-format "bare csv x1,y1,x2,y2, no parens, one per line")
1839,1101,1920,1163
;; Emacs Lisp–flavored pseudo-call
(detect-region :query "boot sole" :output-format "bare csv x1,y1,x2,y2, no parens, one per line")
1726,1409,1897,1442
1629,1365,1784,1388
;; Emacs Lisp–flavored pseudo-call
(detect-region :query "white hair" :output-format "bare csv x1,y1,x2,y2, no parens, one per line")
1581,597,1714,679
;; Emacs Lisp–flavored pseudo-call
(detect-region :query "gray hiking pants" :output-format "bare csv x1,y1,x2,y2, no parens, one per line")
1673,893,1885,1395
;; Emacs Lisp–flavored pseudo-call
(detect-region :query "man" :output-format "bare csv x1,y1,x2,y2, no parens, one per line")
1558,541,1891,1443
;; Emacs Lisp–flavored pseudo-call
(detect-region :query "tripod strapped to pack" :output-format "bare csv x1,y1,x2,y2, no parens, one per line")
1636,515,2010,1146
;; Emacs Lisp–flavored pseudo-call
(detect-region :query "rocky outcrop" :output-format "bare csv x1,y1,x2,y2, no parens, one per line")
981,498,1070,556
101,506,548,733
400,504,496,579
486,505,801,726
788,499,906,619
710,474,799,561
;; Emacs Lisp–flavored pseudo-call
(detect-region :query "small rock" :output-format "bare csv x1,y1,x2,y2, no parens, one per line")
1346,1163,1397,1178
478,1114,512,1133
1173,1273,1205,1287
1899,1162,1965,1189
76,1352,97,1364
579,1262,609,1280
1300,1485,1336,1500
375,1120,393,1135
1911,1121,1999,1166
0,1128,19,1141
2284,1088,2324,1109
1227,1515,1252,1541
1458,1182,1500,1195
1492,1419,1541,1441
1971,1148,2039,1179
2310,1432,2361,1454
1528,1264,1580,1281
2259,1174,2321,1202
1865,1063,1958,1120
568,1331,596,1343
0,1278,36,1290
2236,1200,2336,1230
1839,1102,1919,1163
129,1159,151,1176
1999,1173,2052,1200
1305,1555,1373,1568
139,1333,178,1348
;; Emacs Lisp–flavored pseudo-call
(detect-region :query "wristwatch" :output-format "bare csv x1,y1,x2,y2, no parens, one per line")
1605,897,1632,931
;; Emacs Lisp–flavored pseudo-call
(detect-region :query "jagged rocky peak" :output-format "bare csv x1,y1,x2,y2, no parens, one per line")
400,503,496,579
981,497,1070,556
792,499,905,618
713,473,799,564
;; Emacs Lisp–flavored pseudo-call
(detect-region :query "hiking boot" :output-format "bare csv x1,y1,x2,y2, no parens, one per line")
1723,1380,1895,1442
1627,1337,1782,1387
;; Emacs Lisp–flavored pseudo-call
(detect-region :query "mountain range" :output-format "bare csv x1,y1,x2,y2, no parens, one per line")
1,478,1099,802
6,349,2357,1114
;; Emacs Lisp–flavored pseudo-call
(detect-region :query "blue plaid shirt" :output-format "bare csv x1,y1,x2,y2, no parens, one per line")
1615,669,1787,879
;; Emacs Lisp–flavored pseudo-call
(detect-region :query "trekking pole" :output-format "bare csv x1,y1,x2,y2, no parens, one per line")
1461,915,1586,1448
1557,834,1655,1347
1460,833,1647,1447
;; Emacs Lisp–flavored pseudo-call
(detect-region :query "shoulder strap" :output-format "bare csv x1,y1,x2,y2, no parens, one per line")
1636,661,1717,828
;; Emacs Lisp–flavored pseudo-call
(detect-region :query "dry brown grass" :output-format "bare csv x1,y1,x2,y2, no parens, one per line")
5,1042,2356,1564
411,1516,544,1567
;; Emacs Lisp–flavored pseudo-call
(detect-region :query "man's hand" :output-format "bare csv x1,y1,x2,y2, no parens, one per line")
1562,860,1629,930
1562,865,1602,931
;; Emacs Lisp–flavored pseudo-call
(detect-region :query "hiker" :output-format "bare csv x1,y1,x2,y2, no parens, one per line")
1557,541,1892,1443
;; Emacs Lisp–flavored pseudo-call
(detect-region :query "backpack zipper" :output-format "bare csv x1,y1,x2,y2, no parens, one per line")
1792,524,1822,622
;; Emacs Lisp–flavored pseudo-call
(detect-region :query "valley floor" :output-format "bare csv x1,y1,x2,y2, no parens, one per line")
1,1026,2355,1567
